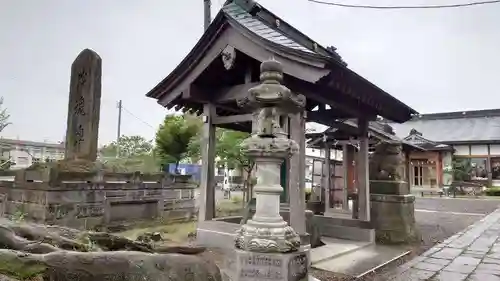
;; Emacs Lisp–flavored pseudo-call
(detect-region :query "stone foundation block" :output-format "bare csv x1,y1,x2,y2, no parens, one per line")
370,193,420,244
370,180,410,195
224,249,309,281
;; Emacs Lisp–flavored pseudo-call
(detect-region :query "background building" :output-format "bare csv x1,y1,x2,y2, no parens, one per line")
0,138,65,170
391,109,500,188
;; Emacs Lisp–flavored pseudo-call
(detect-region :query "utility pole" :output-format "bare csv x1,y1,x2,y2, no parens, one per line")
116,100,122,158
204,0,211,31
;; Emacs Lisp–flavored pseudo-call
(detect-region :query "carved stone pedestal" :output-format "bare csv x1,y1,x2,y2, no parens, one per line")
224,249,309,281
370,192,420,244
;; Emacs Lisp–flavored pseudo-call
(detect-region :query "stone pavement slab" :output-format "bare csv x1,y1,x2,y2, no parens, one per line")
390,208,500,280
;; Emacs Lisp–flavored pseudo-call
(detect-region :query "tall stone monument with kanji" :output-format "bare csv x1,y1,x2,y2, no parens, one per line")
228,59,309,281
64,49,102,161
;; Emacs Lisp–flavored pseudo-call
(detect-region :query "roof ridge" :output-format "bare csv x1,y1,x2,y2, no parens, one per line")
403,133,437,145
225,0,347,65
412,108,500,120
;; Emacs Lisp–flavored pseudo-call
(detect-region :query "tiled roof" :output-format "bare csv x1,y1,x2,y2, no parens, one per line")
306,120,424,151
223,3,314,54
390,116,500,143
221,1,348,66
403,133,453,151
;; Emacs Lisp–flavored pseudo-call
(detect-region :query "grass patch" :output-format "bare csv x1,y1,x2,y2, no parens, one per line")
216,201,244,217
485,187,500,196
116,221,197,243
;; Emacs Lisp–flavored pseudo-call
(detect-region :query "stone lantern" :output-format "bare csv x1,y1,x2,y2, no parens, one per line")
229,59,309,281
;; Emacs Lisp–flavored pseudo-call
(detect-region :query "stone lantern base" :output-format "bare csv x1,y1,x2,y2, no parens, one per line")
223,248,310,281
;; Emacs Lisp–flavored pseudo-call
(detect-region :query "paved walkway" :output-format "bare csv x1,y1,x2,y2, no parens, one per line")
391,208,500,280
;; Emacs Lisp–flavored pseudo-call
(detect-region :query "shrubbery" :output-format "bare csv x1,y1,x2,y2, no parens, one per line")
485,187,500,196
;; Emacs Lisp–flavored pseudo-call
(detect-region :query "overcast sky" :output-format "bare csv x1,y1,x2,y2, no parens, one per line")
1,0,499,145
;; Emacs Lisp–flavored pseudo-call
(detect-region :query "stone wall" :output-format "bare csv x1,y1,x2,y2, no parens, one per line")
0,170,196,229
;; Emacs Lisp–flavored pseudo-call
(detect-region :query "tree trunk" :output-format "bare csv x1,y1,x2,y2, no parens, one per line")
175,160,180,174
0,219,219,281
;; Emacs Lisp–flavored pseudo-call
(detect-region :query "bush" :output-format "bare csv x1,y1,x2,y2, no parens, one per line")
231,195,243,203
485,187,500,196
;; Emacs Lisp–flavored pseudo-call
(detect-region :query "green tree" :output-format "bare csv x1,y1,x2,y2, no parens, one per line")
99,135,158,173
100,135,153,158
217,129,254,202
183,115,204,163
0,97,11,133
0,97,12,170
155,114,200,172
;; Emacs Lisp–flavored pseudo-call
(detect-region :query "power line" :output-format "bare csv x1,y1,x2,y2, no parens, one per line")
121,106,156,130
307,0,500,9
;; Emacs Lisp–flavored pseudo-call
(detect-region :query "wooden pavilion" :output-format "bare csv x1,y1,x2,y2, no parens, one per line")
306,121,425,219
146,0,418,244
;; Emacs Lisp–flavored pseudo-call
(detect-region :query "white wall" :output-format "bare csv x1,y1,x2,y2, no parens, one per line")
471,145,488,155
305,148,343,161
9,148,31,169
7,144,65,170
453,145,470,156
490,145,500,156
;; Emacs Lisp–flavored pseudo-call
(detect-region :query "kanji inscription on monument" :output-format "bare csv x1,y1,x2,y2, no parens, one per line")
64,49,102,161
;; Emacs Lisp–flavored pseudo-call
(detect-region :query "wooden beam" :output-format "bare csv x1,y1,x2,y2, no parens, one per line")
214,82,259,103
289,112,307,234
179,84,244,114
213,114,253,125
357,118,370,222
307,111,355,129
199,104,217,221
158,92,181,108
213,80,363,119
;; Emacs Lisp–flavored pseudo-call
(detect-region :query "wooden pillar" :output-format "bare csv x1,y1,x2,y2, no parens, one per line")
487,144,492,187
323,143,331,213
342,144,350,211
436,153,442,188
405,151,411,184
357,118,370,222
198,103,216,221
288,112,306,234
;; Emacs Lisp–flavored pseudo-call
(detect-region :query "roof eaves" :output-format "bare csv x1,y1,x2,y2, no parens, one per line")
340,69,419,118
146,12,228,100
411,108,500,121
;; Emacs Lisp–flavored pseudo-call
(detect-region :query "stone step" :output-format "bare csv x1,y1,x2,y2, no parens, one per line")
310,237,372,264
312,244,411,278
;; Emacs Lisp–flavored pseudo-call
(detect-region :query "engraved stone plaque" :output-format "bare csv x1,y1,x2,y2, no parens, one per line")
239,253,284,280
232,249,309,281
65,49,102,161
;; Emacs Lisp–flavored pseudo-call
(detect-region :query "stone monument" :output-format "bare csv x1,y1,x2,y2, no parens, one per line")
369,134,419,244
0,49,197,229
227,59,308,281
65,49,102,162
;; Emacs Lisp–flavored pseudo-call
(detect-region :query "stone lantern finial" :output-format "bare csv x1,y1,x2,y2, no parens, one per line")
259,58,284,84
